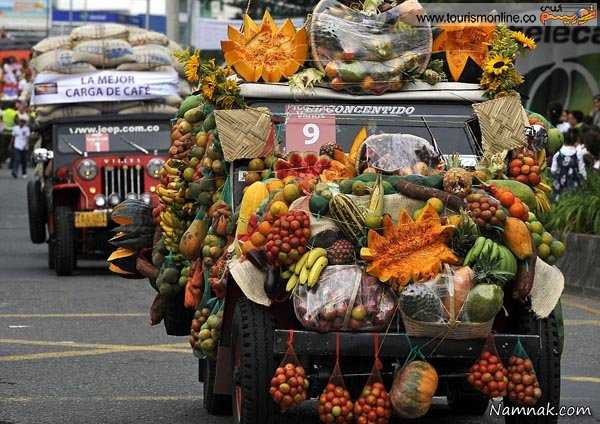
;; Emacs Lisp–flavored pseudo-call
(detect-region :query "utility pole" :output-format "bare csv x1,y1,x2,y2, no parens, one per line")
145,0,150,30
166,0,179,42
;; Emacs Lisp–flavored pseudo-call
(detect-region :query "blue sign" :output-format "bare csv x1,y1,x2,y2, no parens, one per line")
52,9,166,33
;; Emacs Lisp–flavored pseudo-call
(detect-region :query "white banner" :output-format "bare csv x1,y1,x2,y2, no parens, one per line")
31,70,179,106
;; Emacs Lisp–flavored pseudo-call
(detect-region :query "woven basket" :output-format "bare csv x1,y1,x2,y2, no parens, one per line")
400,310,493,340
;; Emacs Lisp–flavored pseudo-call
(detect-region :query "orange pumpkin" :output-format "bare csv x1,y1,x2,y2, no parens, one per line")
221,11,309,83
390,360,439,419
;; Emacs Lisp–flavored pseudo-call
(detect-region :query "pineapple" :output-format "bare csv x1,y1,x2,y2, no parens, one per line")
472,254,513,287
443,154,473,198
450,210,480,258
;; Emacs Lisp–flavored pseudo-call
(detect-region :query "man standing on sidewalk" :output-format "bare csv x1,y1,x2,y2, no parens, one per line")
11,119,30,178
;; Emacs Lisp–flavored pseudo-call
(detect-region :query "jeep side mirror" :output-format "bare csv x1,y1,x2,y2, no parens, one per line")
32,148,54,163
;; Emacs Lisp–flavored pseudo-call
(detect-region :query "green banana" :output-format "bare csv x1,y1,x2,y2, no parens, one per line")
480,238,494,259
500,245,518,276
299,266,310,285
308,256,328,287
306,248,327,268
280,270,292,280
489,241,500,262
464,237,486,265
286,274,299,292
294,252,310,275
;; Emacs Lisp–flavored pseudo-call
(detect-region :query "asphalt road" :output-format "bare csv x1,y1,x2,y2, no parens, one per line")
0,167,599,424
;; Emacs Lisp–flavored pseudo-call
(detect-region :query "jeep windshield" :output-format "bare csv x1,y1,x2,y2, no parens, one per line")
54,120,171,155
249,101,481,165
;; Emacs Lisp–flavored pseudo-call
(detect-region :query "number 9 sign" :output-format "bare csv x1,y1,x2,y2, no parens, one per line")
285,110,336,153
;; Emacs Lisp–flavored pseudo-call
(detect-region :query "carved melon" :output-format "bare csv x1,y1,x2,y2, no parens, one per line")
221,11,309,83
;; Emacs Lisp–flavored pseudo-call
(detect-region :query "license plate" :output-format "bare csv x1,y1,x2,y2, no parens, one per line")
74,211,108,228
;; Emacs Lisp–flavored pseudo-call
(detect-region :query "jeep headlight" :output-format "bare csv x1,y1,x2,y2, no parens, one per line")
77,159,98,180
147,158,165,179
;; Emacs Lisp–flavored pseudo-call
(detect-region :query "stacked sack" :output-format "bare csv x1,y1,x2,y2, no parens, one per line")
31,23,191,123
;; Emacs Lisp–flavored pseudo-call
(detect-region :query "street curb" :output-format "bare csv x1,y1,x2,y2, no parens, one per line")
556,232,600,299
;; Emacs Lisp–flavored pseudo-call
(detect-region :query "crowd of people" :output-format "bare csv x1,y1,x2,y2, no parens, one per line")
548,95,600,199
0,56,33,178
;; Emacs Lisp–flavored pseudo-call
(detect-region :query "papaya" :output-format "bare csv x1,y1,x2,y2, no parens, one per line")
179,210,208,260
183,105,205,123
488,180,536,211
177,95,202,118
502,217,533,260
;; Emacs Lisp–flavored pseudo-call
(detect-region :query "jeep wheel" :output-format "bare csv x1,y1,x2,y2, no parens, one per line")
231,298,284,424
447,379,490,415
27,180,46,244
504,302,562,424
203,358,232,415
54,206,76,276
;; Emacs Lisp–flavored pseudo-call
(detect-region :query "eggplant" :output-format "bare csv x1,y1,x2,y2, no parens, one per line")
246,249,268,269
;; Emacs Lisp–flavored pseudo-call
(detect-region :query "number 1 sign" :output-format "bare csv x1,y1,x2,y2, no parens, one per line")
285,106,336,153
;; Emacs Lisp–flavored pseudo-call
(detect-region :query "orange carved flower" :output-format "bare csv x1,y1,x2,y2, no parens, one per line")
360,204,458,292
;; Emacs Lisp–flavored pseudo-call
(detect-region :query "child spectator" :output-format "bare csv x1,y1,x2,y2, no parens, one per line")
551,128,587,200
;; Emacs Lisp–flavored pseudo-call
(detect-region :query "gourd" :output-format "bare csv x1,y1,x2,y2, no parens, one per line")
390,360,439,419
328,194,366,245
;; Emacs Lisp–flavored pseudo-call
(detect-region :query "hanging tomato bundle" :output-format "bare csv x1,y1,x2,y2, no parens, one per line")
269,331,309,412
319,335,354,423
506,340,542,406
467,335,509,398
354,335,392,424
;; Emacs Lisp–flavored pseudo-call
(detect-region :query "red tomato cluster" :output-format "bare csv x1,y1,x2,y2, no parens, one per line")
269,363,309,411
354,382,392,424
318,384,354,423
467,351,509,397
265,210,311,267
490,185,529,221
509,152,541,186
507,355,542,406
466,191,507,229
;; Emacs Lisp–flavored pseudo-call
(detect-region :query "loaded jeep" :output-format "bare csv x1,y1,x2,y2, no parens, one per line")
196,82,564,424
27,114,171,275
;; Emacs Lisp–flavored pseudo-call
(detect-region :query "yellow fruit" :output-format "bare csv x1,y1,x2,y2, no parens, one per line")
266,179,284,192
270,201,289,217
283,184,301,204
541,231,553,245
426,198,444,214
413,208,424,220
503,217,534,260
248,158,265,171
550,240,565,257
365,213,382,230
446,214,461,226
537,243,551,259
529,221,543,235
244,171,261,185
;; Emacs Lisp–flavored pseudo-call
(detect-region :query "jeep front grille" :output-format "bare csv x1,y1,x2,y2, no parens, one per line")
102,166,144,199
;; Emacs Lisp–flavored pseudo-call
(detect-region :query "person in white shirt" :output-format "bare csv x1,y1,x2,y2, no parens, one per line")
10,119,30,178
556,110,571,133
550,129,587,200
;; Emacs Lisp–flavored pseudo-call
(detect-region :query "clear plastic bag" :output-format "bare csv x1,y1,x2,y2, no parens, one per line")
506,339,542,406
293,266,397,332
311,0,432,94
361,133,440,174
270,330,309,412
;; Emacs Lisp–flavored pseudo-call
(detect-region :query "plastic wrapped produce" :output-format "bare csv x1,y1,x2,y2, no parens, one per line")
361,134,440,174
310,0,432,94
293,265,397,332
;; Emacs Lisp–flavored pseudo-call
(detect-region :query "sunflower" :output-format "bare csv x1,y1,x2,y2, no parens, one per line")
485,55,512,75
511,31,536,49
201,74,217,101
183,52,200,83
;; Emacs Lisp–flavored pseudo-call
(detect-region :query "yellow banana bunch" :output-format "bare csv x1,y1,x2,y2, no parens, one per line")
285,248,329,292
534,187,552,213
